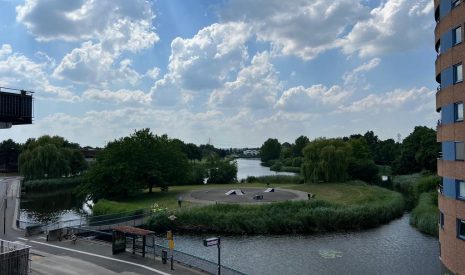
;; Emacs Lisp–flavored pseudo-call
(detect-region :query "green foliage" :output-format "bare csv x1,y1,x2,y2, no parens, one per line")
146,192,404,234
293,135,309,157
183,162,207,185
22,177,83,192
302,138,351,183
392,173,439,210
260,138,281,162
245,175,304,184
392,126,439,174
81,129,189,200
19,135,87,180
206,157,237,184
0,139,21,172
410,191,438,236
347,138,379,183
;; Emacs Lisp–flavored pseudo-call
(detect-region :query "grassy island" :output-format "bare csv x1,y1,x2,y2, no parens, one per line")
93,181,405,235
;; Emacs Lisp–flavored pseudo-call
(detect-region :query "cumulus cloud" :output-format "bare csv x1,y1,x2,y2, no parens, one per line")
276,84,350,112
168,22,251,91
208,51,281,109
82,88,151,105
338,87,434,113
19,0,158,88
343,58,381,86
151,22,251,106
16,0,158,46
0,44,77,101
341,0,434,57
220,0,368,60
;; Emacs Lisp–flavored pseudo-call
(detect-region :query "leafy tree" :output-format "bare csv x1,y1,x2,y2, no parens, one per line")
19,135,86,180
82,129,189,199
293,135,309,157
347,138,379,183
302,138,351,183
260,138,281,162
0,139,21,172
392,126,439,174
206,156,237,184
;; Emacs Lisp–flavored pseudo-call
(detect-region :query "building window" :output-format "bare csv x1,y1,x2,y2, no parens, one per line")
453,0,461,8
453,26,462,45
439,211,445,229
458,180,465,199
454,64,463,83
458,219,465,240
455,142,464,160
455,102,464,121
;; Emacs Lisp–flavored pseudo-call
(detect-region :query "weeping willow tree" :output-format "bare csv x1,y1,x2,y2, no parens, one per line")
301,138,351,183
19,135,87,180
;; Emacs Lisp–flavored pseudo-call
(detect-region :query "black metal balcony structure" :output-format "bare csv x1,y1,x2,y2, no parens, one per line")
0,87,33,127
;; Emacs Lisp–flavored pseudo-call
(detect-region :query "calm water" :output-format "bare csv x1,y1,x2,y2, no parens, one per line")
19,188,91,225
236,158,295,180
173,214,439,275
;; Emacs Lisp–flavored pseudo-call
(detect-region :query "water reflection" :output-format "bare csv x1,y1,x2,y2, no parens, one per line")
20,188,90,224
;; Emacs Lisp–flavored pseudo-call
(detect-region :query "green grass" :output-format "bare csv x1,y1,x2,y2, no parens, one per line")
93,180,405,234
145,190,405,234
93,182,296,215
410,191,438,237
290,181,394,205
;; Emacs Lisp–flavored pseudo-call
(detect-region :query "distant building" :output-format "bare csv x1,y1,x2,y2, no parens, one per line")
435,1,465,274
243,149,259,157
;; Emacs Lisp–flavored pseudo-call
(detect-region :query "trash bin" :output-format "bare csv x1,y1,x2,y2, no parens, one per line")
162,249,168,264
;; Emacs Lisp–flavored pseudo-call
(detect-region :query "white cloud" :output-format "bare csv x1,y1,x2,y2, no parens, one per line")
0,44,12,58
220,0,368,60
167,22,251,91
341,0,434,57
208,51,281,109
53,42,141,86
275,85,349,112
338,87,434,113
82,88,151,105
145,67,160,80
0,46,77,101
20,0,158,89
16,0,158,48
343,57,381,86
150,22,252,106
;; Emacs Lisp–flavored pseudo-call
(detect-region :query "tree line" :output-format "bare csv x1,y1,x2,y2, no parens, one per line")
260,126,439,183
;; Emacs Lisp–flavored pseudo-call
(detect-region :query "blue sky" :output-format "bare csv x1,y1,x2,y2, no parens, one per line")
0,0,437,147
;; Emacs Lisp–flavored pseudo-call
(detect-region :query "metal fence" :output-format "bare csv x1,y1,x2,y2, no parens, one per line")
0,239,30,275
146,237,246,275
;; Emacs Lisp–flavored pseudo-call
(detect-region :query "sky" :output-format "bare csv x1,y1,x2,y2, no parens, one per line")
0,0,437,148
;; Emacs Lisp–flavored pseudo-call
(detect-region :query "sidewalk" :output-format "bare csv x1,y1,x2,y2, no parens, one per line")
29,238,205,275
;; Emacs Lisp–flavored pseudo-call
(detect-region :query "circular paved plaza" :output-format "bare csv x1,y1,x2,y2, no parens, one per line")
183,187,309,205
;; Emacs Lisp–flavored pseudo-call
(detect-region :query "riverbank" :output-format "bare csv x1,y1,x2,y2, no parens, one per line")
392,173,439,236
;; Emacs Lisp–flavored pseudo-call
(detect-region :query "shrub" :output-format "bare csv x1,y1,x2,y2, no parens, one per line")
146,191,404,234
22,177,83,192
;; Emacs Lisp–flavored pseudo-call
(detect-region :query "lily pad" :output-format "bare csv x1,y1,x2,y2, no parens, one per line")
318,249,343,259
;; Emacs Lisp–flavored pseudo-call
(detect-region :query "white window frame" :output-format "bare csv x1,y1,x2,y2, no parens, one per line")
454,63,463,83
455,142,465,160
454,26,462,45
